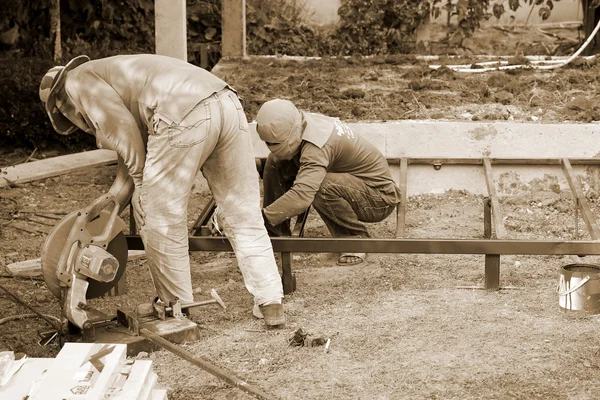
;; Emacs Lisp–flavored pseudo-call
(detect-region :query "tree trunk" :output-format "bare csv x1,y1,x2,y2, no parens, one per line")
50,0,61,62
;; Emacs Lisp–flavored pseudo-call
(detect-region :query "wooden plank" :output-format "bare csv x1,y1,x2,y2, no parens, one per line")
138,371,158,400
31,343,127,400
561,158,600,240
6,258,42,277
0,358,54,400
151,389,169,400
482,158,507,239
7,251,145,278
396,158,408,238
0,149,117,187
111,360,154,400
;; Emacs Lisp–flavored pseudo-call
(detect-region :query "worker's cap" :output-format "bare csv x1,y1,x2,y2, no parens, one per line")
256,99,302,144
39,55,90,135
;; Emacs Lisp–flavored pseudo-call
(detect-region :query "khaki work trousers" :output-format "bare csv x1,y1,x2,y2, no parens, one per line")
139,88,283,307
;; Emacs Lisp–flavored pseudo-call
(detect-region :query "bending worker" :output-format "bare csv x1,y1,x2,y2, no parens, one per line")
39,54,285,326
257,99,402,266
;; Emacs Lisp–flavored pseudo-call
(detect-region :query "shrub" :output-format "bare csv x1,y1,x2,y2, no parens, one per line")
0,57,95,151
333,0,433,55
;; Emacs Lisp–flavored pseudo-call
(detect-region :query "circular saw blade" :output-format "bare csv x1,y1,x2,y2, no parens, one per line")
41,211,128,299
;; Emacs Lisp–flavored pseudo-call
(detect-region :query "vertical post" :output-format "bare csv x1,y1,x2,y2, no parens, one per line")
155,0,187,61
574,198,579,240
484,198,500,290
200,44,209,70
49,0,62,62
281,253,295,295
395,158,408,238
415,6,431,53
222,0,247,58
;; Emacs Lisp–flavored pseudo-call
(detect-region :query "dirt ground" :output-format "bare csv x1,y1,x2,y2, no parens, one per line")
2,25,600,399
216,26,599,125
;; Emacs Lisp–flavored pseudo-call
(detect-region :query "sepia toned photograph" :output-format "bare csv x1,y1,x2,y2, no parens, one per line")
1,0,600,399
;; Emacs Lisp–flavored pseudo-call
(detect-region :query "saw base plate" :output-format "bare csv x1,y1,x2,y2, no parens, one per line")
82,317,200,357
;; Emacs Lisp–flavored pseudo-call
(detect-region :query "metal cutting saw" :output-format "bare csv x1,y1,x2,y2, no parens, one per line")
40,164,132,333
39,164,225,345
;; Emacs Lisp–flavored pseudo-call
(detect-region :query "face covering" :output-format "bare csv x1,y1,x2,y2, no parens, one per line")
256,99,303,161
266,128,302,160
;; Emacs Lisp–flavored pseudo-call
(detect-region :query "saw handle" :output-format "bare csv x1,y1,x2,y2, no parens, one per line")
81,193,120,245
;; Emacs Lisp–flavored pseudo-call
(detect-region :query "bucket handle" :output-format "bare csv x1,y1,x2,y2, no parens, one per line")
558,276,591,296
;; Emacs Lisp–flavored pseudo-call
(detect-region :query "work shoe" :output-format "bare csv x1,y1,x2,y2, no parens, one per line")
253,303,286,327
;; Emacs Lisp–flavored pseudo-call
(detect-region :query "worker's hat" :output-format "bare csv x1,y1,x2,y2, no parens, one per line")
39,55,90,135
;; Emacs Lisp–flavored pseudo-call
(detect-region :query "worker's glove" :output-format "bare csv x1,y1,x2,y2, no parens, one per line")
262,209,284,237
131,184,146,228
261,209,271,229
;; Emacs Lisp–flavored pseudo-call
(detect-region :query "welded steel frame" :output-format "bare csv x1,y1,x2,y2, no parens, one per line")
126,157,600,293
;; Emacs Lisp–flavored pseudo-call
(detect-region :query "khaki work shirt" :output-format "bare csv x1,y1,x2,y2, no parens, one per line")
63,54,228,186
263,113,402,225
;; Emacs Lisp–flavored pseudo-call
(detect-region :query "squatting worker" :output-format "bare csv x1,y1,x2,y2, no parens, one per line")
39,55,285,326
257,99,402,266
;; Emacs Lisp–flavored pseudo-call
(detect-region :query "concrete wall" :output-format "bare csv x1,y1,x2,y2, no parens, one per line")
303,0,340,25
249,121,600,196
303,0,582,26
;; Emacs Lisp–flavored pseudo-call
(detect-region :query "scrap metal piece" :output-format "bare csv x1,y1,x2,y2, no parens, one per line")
210,289,226,309
170,299,185,319
288,327,308,347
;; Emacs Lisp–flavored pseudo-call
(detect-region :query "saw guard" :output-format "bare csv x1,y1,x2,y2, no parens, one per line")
41,209,128,299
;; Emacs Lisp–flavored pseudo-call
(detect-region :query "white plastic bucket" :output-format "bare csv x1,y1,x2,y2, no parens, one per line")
558,264,600,314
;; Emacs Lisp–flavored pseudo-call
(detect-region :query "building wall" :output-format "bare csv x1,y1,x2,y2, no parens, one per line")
303,0,583,26
303,0,340,25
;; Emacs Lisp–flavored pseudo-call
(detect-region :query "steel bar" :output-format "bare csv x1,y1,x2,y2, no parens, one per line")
483,198,500,290
574,198,580,240
139,328,277,400
129,199,136,235
190,197,217,236
0,283,63,331
281,209,307,294
281,252,294,295
561,158,600,240
396,158,408,238
482,158,507,239
292,209,309,237
126,236,600,255
254,157,600,167
386,157,600,166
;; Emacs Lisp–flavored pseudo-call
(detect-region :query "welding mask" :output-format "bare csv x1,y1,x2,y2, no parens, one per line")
256,99,303,161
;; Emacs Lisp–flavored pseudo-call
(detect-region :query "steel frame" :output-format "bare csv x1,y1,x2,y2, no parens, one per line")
126,157,600,294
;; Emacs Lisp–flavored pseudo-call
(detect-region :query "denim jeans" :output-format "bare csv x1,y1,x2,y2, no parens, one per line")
263,153,395,238
139,89,283,306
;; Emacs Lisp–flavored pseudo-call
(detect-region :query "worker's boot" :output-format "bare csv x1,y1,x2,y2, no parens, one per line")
254,303,285,327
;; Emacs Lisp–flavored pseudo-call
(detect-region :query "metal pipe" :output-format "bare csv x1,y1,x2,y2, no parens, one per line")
255,156,600,166
139,328,277,400
126,236,600,256
0,283,63,331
